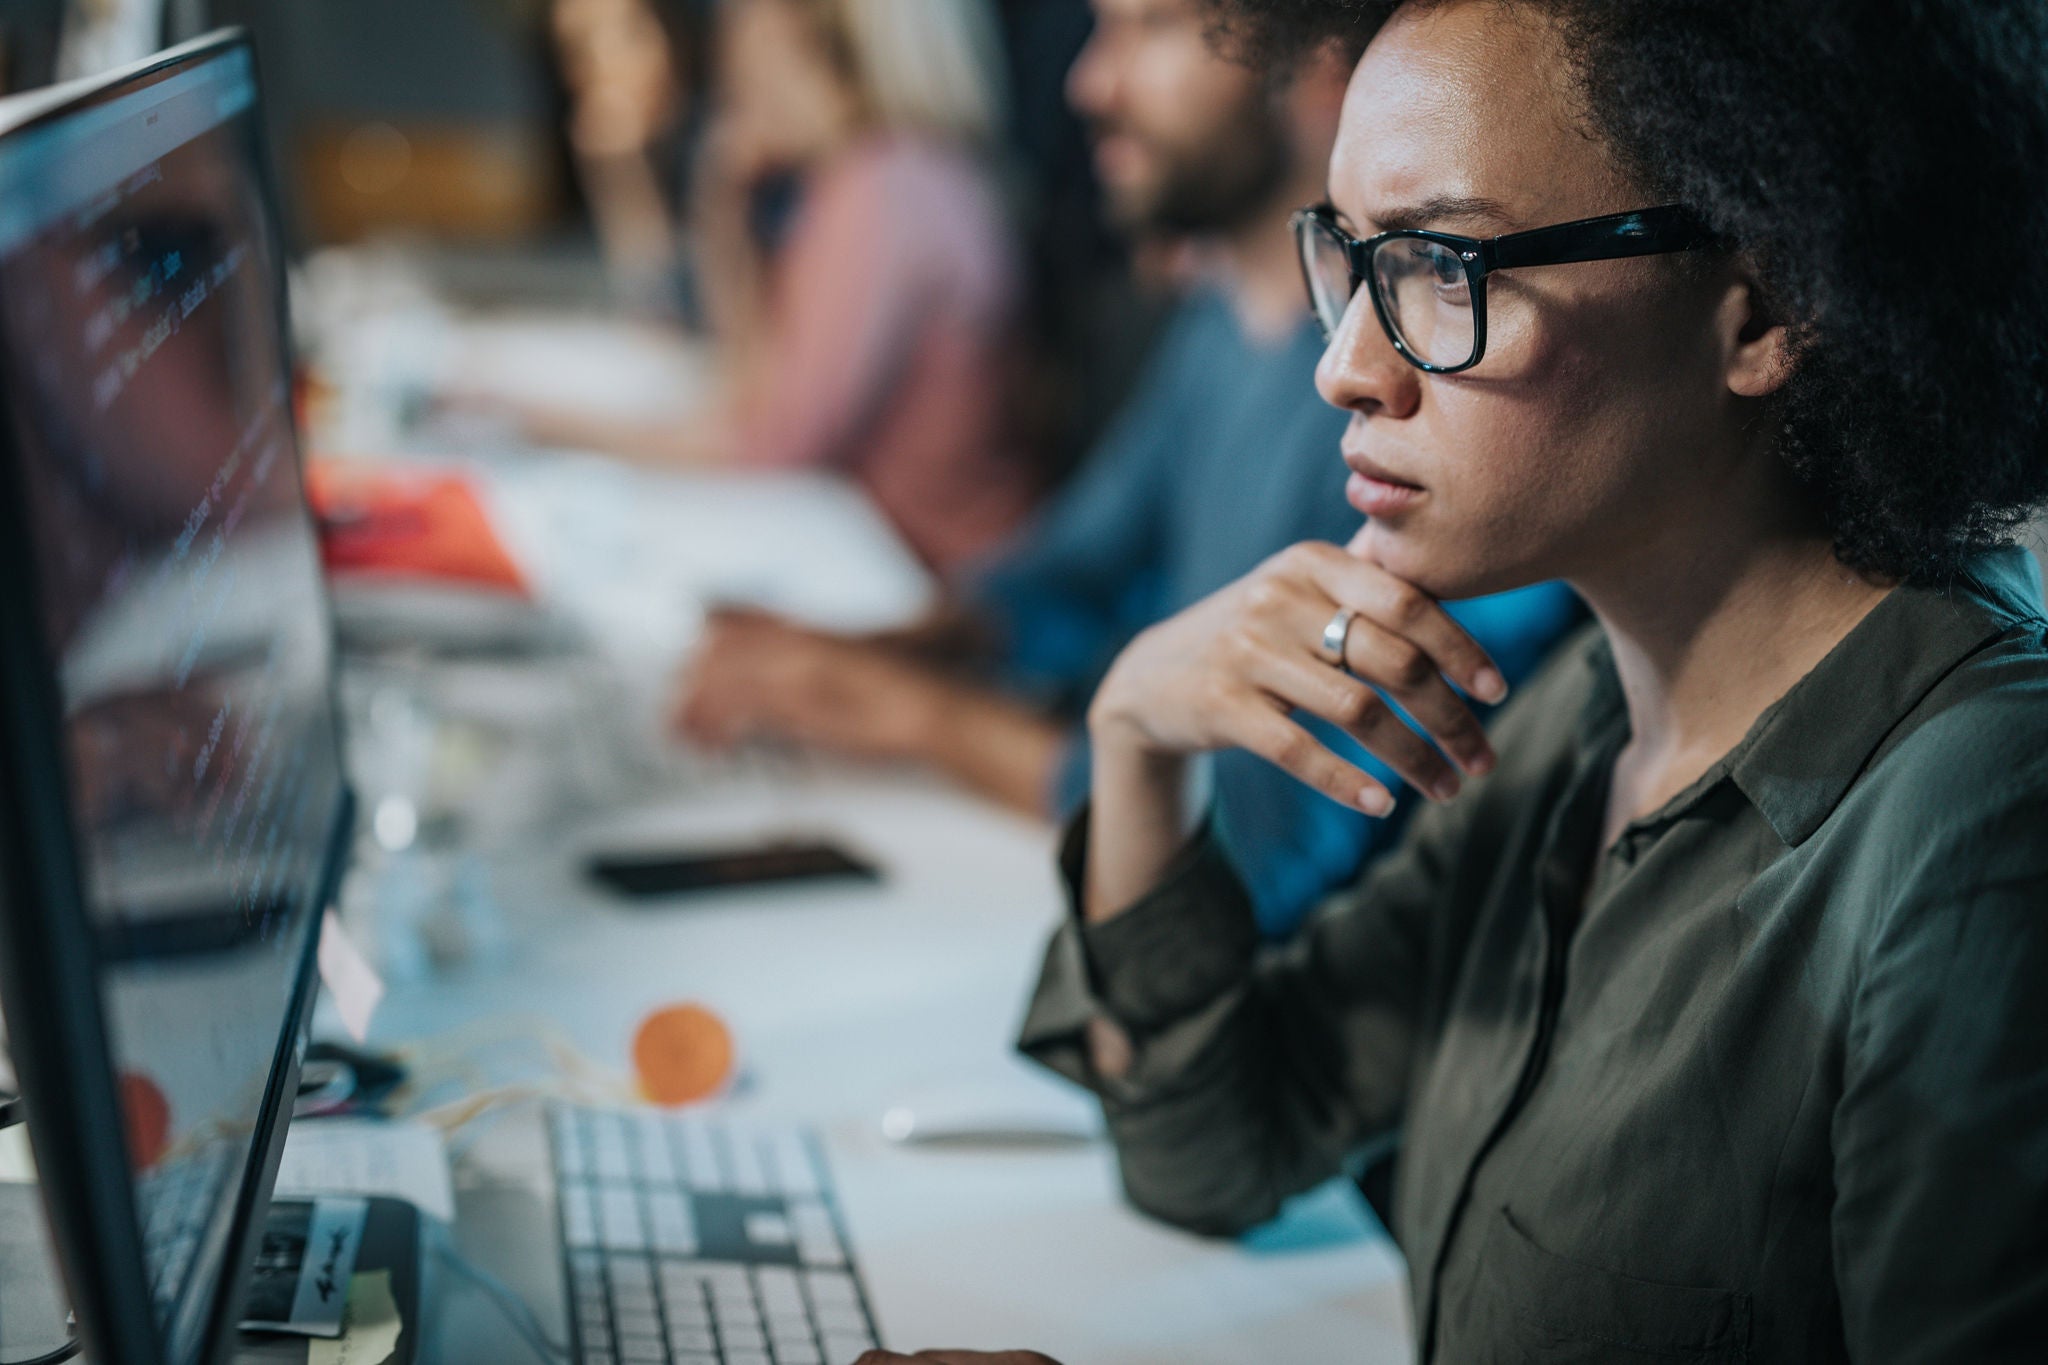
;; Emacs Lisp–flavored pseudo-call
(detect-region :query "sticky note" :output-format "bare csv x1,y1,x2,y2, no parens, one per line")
307,1270,402,1365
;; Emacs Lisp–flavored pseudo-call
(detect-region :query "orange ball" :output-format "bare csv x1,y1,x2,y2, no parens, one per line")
632,1003,735,1108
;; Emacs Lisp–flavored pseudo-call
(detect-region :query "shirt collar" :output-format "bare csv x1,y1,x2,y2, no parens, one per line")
1577,546,2045,848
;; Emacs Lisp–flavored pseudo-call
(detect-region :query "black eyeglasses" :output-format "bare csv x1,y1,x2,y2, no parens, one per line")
1291,203,1718,373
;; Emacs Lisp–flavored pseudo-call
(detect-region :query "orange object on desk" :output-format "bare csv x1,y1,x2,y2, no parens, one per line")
120,1071,171,1172
633,1003,737,1107
305,458,530,597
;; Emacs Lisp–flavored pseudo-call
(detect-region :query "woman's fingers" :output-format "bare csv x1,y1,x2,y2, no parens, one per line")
1339,617,1498,780
1290,543,1508,703
1234,703,1399,816
1241,647,1462,801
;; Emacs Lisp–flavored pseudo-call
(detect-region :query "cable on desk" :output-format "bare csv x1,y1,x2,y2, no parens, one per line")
388,1015,632,1131
424,1219,570,1362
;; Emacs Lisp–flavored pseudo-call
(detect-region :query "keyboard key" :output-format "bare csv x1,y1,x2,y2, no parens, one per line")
770,1322,815,1350
823,1333,878,1362
745,1212,793,1246
600,1188,647,1252
616,1338,665,1363
613,1309,662,1341
814,1307,869,1336
649,1191,698,1254
562,1184,600,1249
713,1301,763,1331
659,1260,715,1289
703,1263,751,1289
553,1109,589,1178
677,1118,724,1191
790,1202,844,1264
673,1355,721,1365
592,1115,633,1184
719,1323,769,1351
582,1352,615,1365
725,1353,771,1365
729,1133,770,1195
612,1284,657,1315
773,1345,822,1365
632,1111,677,1186
667,1325,716,1351
771,1132,820,1196
803,1270,857,1305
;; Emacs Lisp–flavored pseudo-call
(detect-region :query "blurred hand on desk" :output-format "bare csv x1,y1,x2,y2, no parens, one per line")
676,610,947,759
672,609,1066,817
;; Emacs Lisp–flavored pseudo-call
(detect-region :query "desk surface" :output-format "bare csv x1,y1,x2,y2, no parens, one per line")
361,767,1411,1365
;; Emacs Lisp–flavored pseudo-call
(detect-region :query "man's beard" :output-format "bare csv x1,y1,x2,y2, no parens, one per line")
1099,100,1291,238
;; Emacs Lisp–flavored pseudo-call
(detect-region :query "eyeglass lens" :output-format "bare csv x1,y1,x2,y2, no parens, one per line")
1300,218,1479,370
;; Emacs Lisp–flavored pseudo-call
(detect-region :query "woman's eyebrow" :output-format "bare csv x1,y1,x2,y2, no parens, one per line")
1358,193,1517,234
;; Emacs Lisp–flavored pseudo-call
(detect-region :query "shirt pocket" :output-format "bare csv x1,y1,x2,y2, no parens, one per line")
1479,1206,1752,1363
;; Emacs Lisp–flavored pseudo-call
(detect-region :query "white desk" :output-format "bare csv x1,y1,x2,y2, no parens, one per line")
300,278,1414,1363
362,766,1411,1365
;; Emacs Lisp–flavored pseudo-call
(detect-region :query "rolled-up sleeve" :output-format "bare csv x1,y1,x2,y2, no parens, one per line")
1019,786,1475,1236
1018,818,1260,1090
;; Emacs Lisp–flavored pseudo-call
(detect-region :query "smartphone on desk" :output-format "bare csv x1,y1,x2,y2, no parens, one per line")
586,840,881,900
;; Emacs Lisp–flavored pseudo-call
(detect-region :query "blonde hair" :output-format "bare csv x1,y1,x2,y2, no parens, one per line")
792,0,1010,146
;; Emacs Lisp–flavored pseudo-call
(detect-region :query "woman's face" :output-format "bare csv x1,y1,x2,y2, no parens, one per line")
718,0,859,164
1321,0,1775,600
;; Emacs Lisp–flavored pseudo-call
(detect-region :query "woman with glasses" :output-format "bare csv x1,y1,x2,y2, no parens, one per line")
859,0,2048,1362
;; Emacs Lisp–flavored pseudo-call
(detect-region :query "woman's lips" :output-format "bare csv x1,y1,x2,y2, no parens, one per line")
1344,455,1426,517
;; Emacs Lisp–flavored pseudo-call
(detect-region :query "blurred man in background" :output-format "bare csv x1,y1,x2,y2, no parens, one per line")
677,0,1580,937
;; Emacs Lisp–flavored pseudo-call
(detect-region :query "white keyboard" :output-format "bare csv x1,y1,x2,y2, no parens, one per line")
549,1104,881,1365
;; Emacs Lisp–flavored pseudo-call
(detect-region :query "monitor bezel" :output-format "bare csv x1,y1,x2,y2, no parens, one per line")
0,28,357,1365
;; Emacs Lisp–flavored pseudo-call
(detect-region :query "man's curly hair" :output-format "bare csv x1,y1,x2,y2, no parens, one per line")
1207,0,2048,583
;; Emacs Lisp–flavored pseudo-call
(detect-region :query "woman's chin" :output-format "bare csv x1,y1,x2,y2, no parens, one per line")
1349,520,1517,603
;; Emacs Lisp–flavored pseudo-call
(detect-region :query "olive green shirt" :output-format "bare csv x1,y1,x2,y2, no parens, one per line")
1018,546,2048,1363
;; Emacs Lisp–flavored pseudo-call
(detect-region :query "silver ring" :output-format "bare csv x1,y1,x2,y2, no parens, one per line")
1320,607,1356,670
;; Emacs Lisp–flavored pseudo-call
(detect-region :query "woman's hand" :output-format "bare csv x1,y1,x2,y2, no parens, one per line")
1090,540,1507,814
1083,540,1508,923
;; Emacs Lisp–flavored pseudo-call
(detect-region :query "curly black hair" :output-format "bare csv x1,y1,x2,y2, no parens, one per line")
1205,0,2048,583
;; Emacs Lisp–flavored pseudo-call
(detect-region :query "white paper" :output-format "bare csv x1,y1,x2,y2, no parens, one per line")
317,911,385,1044
274,1118,455,1224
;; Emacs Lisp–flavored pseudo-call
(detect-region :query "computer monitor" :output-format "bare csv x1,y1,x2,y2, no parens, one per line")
0,31,353,1365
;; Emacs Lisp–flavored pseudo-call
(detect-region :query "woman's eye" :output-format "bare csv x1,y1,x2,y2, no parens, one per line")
1400,242,1468,292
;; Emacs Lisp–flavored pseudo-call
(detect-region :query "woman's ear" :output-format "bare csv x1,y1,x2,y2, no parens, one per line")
1719,274,1797,400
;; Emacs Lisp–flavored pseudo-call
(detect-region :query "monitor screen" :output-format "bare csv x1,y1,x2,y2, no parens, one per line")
0,36,346,1364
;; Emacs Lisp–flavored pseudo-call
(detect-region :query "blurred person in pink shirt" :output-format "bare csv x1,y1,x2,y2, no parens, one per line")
545,0,1041,574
